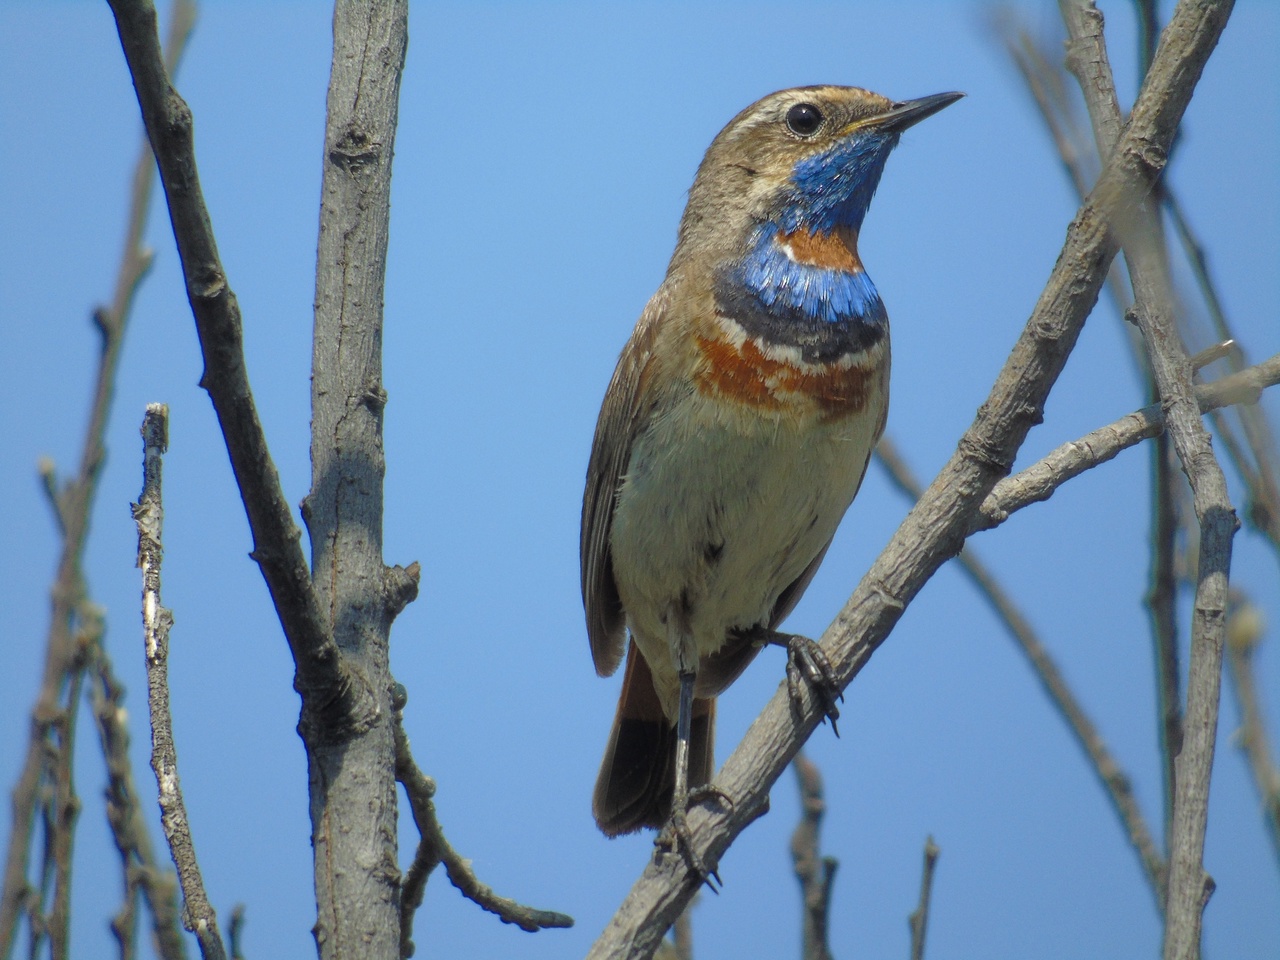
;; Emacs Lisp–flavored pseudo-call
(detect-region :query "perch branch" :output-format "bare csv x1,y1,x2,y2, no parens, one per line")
133,405,226,960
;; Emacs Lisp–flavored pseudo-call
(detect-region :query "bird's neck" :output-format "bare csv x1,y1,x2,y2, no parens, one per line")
714,220,887,363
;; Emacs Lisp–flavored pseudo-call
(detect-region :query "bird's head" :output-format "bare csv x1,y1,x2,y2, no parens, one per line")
673,86,963,268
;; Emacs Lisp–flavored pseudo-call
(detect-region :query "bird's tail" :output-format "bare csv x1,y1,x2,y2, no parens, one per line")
593,640,714,836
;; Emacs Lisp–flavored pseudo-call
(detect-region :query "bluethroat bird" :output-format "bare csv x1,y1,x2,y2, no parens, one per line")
581,85,961,876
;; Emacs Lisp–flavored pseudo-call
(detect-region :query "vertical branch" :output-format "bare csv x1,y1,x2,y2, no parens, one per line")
133,405,226,960
0,3,194,953
907,838,939,960
790,755,836,960
302,2,409,957
1148,431,1184,839
1059,0,1187,853
88,640,188,960
1223,601,1280,869
1058,5,1240,954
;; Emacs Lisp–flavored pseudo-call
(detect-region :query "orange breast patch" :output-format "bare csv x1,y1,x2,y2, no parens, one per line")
779,225,864,273
694,333,876,420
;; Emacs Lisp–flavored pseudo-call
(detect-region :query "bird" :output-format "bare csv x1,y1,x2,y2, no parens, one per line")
581,85,961,877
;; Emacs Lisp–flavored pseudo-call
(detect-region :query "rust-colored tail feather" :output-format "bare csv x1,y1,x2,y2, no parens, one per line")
593,641,715,835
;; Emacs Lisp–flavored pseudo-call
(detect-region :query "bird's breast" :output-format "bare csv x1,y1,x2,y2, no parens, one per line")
692,313,887,423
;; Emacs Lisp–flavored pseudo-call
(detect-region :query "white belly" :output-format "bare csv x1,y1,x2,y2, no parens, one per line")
609,377,884,716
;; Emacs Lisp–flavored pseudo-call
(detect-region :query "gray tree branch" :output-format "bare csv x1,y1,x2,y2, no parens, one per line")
0,5,194,954
299,2,410,955
105,0,372,740
790,754,835,960
133,405,226,960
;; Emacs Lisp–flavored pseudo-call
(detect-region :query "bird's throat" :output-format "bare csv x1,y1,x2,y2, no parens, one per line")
777,224,864,274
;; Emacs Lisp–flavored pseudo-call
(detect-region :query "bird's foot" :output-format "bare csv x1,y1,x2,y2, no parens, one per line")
774,631,842,735
655,784,732,891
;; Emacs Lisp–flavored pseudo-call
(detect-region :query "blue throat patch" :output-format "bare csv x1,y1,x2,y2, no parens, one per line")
715,132,896,363
735,221,882,325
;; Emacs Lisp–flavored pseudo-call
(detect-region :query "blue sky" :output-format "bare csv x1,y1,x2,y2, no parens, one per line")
2,2,1278,958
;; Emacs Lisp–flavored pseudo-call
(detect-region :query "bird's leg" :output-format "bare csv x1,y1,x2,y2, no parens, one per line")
750,627,843,735
658,668,724,891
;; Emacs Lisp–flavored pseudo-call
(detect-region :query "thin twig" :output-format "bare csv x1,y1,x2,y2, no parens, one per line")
392,710,572,958
587,4,1234,954
88,640,188,960
877,437,1167,904
670,904,694,960
227,905,245,960
134,405,227,960
0,3,193,951
975,354,1278,529
1058,0,1187,853
1060,6,1242,954
790,754,836,960
106,0,370,739
907,837,939,960
1223,599,1280,870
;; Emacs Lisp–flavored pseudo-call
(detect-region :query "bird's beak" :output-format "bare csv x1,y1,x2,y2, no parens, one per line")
851,91,965,135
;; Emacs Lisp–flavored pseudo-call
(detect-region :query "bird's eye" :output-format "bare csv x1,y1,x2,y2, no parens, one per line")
785,103,824,136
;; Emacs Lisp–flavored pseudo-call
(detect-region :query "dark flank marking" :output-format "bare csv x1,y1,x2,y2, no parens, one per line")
694,333,875,421
703,541,725,564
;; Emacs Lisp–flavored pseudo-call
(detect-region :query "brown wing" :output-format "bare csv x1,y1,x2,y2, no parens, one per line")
581,288,670,677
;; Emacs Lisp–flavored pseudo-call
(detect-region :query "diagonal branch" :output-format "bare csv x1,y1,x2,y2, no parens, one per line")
1058,5,1241,954
587,2,1234,955
877,437,1167,904
393,710,573,960
973,353,1279,529
0,3,194,952
105,0,372,737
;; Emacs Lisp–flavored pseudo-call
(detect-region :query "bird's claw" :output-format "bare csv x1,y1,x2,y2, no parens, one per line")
783,634,843,735
655,785,732,891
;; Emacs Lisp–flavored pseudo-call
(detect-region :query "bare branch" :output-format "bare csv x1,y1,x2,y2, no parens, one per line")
0,3,194,950
1224,600,1280,870
790,754,835,960
105,0,371,738
133,404,226,960
974,354,1280,529
88,641,188,960
393,711,572,958
907,837,939,960
1058,0,1189,848
877,438,1167,904
587,3,1234,955
1058,5,1241,954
